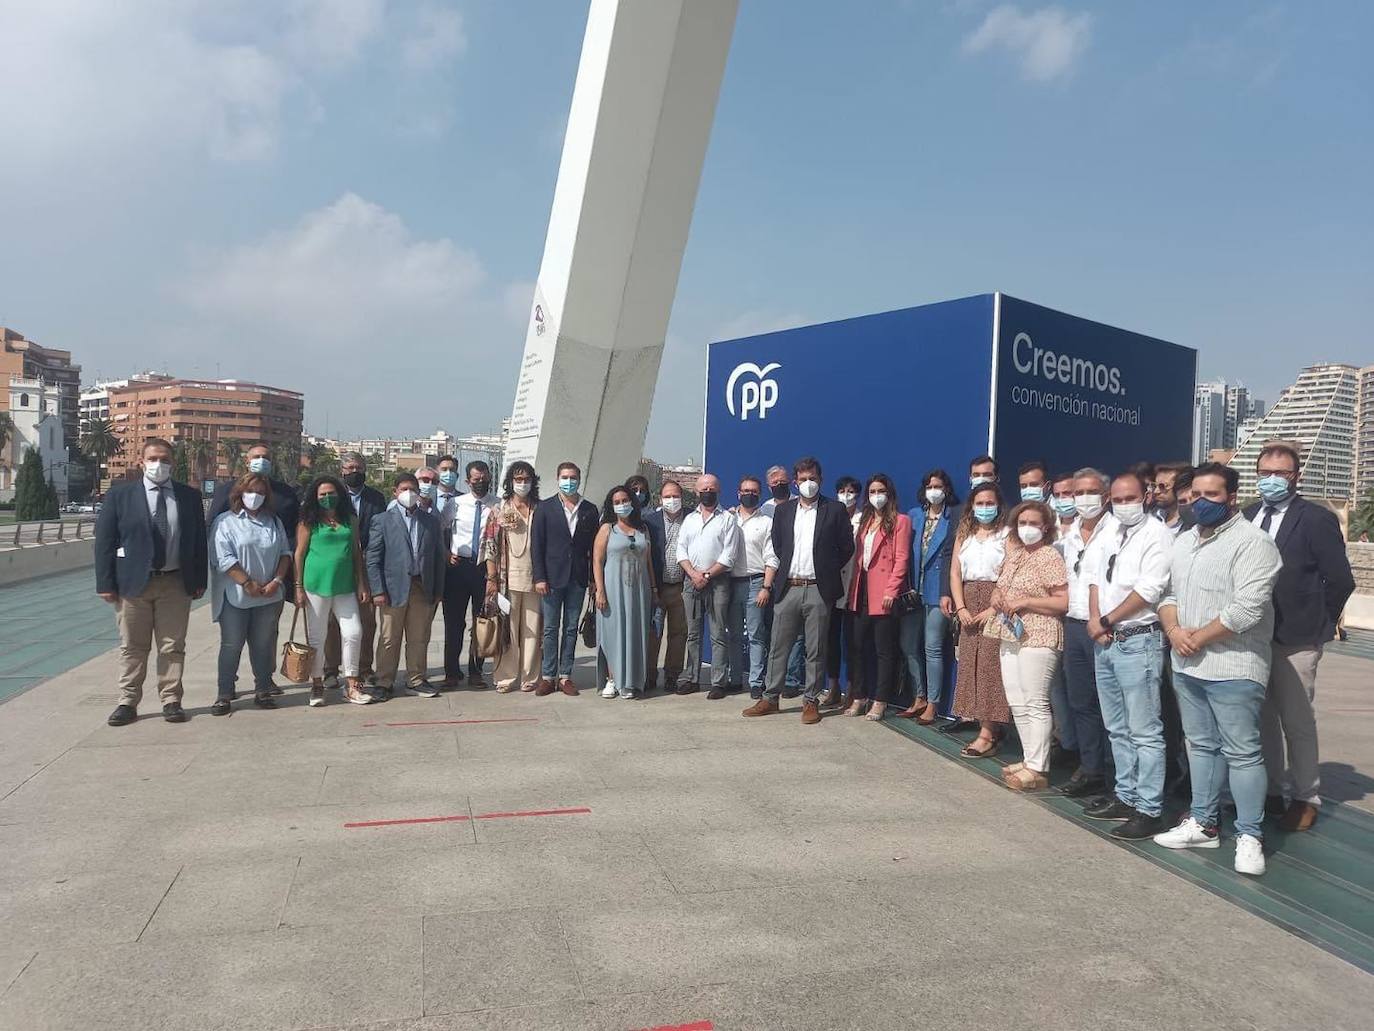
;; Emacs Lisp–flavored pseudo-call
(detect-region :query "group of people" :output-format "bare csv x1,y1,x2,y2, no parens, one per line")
94,437,1356,877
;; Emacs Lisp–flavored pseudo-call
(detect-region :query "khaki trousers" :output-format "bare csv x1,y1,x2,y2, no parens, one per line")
116,574,193,707
376,578,437,688
492,589,543,690
324,597,377,678
648,580,688,684
1261,644,1324,805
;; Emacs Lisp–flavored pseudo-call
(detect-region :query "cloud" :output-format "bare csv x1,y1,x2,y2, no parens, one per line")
284,0,387,69
181,193,486,337
962,5,1092,82
402,4,468,70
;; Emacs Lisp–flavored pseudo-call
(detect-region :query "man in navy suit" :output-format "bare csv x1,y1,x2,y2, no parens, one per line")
530,460,600,696
95,437,208,726
1243,442,1355,832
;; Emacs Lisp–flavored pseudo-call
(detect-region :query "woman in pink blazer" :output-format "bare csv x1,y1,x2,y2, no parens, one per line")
844,473,913,721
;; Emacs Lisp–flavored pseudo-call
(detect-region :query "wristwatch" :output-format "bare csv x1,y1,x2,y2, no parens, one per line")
1098,615,1112,632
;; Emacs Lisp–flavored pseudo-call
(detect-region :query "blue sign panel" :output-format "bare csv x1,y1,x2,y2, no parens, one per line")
705,296,995,506
992,295,1196,493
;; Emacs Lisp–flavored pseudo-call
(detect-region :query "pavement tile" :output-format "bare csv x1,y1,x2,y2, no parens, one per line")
0,863,180,952
421,908,584,1015
139,856,300,942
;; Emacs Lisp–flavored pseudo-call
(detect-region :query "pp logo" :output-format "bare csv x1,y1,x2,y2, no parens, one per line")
726,362,782,421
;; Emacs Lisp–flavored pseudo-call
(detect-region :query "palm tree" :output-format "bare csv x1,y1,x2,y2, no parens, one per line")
189,438,213,483
0,411,14,476
1351,487,1374,542
219,438,243,480
80,417,121,485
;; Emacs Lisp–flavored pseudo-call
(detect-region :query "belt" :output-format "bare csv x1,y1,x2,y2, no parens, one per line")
787,577,817,587
149,568,179,578
1113,623,1159,643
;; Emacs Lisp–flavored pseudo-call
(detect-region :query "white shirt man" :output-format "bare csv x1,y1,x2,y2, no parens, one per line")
734,507,777,576
677,507,741,575
448,491,498,561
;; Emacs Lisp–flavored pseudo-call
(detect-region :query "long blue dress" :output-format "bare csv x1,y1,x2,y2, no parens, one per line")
597,524,652,697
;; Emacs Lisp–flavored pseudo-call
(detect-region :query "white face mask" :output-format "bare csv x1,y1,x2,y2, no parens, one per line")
970,474,993,488
1075,494,1104,519
1018,525,1044,546
613,502,633,519
797,480,820,499
397,489,418,510
1113,502,1146,527
925,488,945,506
242,492,265,512
837,491,857,506
869,493,888,509
512,480,532,497
143,460,171,484
661,496,683,514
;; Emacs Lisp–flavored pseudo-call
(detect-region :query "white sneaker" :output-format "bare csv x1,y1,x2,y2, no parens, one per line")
323,673,340,690
308,686,325,707
1234,834,1266,876
600,683,618,699
1153,816,1219,850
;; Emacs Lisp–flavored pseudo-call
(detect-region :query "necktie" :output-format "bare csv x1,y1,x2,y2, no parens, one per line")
1261,506,1276,534
151,486,169,570
470,502,483,556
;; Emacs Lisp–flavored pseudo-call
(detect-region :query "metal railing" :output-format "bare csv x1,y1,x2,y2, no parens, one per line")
2,518,97,549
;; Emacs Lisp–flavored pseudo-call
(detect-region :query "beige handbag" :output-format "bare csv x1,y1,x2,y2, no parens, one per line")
279,604,315,682
474,526,510,659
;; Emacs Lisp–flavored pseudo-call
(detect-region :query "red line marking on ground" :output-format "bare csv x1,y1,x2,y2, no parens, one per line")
630,1022,713,1031
343,806,590,830
369,717,541,728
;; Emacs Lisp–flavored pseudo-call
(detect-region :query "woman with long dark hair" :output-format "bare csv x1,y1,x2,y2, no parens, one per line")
950,481,1010,756
843,473,912,720
480,461,543,692
592,484,658,699
897,468,959,723
295,475,372,706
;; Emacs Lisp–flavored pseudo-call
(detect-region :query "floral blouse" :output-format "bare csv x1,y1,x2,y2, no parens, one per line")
983,542,1068,650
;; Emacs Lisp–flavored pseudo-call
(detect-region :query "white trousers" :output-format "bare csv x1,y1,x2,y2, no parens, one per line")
306,592,361,679
999,641,1059,773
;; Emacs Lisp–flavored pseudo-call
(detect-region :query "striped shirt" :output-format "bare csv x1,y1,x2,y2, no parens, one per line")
1161,513,1283,684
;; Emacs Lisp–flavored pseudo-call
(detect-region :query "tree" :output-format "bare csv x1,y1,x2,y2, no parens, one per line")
1351,487,1374,542
43,475,60,518
0,411,14,469
14,447,48,520
80,417,121,488
172,441,191,483
219,438,243,480
189,438,213,483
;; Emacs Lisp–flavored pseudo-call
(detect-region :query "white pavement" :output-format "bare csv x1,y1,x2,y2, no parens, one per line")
1,602,1372,1030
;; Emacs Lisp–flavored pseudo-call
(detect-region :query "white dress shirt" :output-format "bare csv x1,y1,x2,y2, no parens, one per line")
677,507,740,573
1250,495,1292,540
957,528,1008,583
733,509,777,576
449,492,498,559
560,495,582,536
786,501,820,579
1088,516,1173,627
1061,514,1115,620
144,476,180,571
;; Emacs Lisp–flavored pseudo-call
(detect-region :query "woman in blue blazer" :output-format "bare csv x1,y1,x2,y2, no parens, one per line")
898,469,957,722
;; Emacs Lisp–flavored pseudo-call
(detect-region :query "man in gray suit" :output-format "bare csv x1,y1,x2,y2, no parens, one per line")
367,473,447,700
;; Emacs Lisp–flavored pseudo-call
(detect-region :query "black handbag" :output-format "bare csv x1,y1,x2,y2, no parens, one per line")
579,592,597,648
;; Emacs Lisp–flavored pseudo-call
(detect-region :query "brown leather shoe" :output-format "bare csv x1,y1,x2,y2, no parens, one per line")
1280,800,1319,832
534,678,556,697
558,677,580,696
801,700,822,725
820,687,842,708
440,675,464,689
742,697,779,717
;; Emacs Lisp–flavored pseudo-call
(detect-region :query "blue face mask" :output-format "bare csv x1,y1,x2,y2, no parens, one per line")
1020,485,1047,503
1191,497,1231,527
612,502,633,519
973,505,999,525
559,477,580,497
1052,496,1078,518
248,456,271,475
1257,475,1292,504
438,469,458,488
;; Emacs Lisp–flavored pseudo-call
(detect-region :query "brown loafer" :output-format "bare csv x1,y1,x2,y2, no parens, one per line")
801,700,822,725
1279,800,1319,832
742,697,779,717
534,678,556,697
558,677,579,696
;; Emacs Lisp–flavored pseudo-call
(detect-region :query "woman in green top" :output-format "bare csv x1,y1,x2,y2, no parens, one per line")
294,475,372,706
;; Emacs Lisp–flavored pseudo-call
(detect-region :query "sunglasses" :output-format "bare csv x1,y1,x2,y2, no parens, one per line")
627,533,637,550
1106,553,1118,583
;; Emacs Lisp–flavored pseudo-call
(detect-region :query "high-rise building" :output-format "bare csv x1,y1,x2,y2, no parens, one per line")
106,378,305,484
1230,363,1359,501
1192,381,1225,464
1356,364,1374,503
79,373,176,486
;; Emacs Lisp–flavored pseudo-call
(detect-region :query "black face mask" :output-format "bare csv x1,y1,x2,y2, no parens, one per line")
770,483,789,502
699,490,719,508
341,471,364,489
632,490,649,507
470,480,490,497
738,492,760,509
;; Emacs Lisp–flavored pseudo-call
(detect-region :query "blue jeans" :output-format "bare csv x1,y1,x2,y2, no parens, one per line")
1062,619,1107,776
727,575,770,694
1094,630,1165,817
1174,673,1267,839
540,584,586,680
898,603,949,708
217,599,283,700
1050,665,1077,751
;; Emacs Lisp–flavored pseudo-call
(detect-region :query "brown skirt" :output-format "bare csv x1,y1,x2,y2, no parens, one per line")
952,580,1010,724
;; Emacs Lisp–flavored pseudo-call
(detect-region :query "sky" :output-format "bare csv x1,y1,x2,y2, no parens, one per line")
1,1,1371,463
